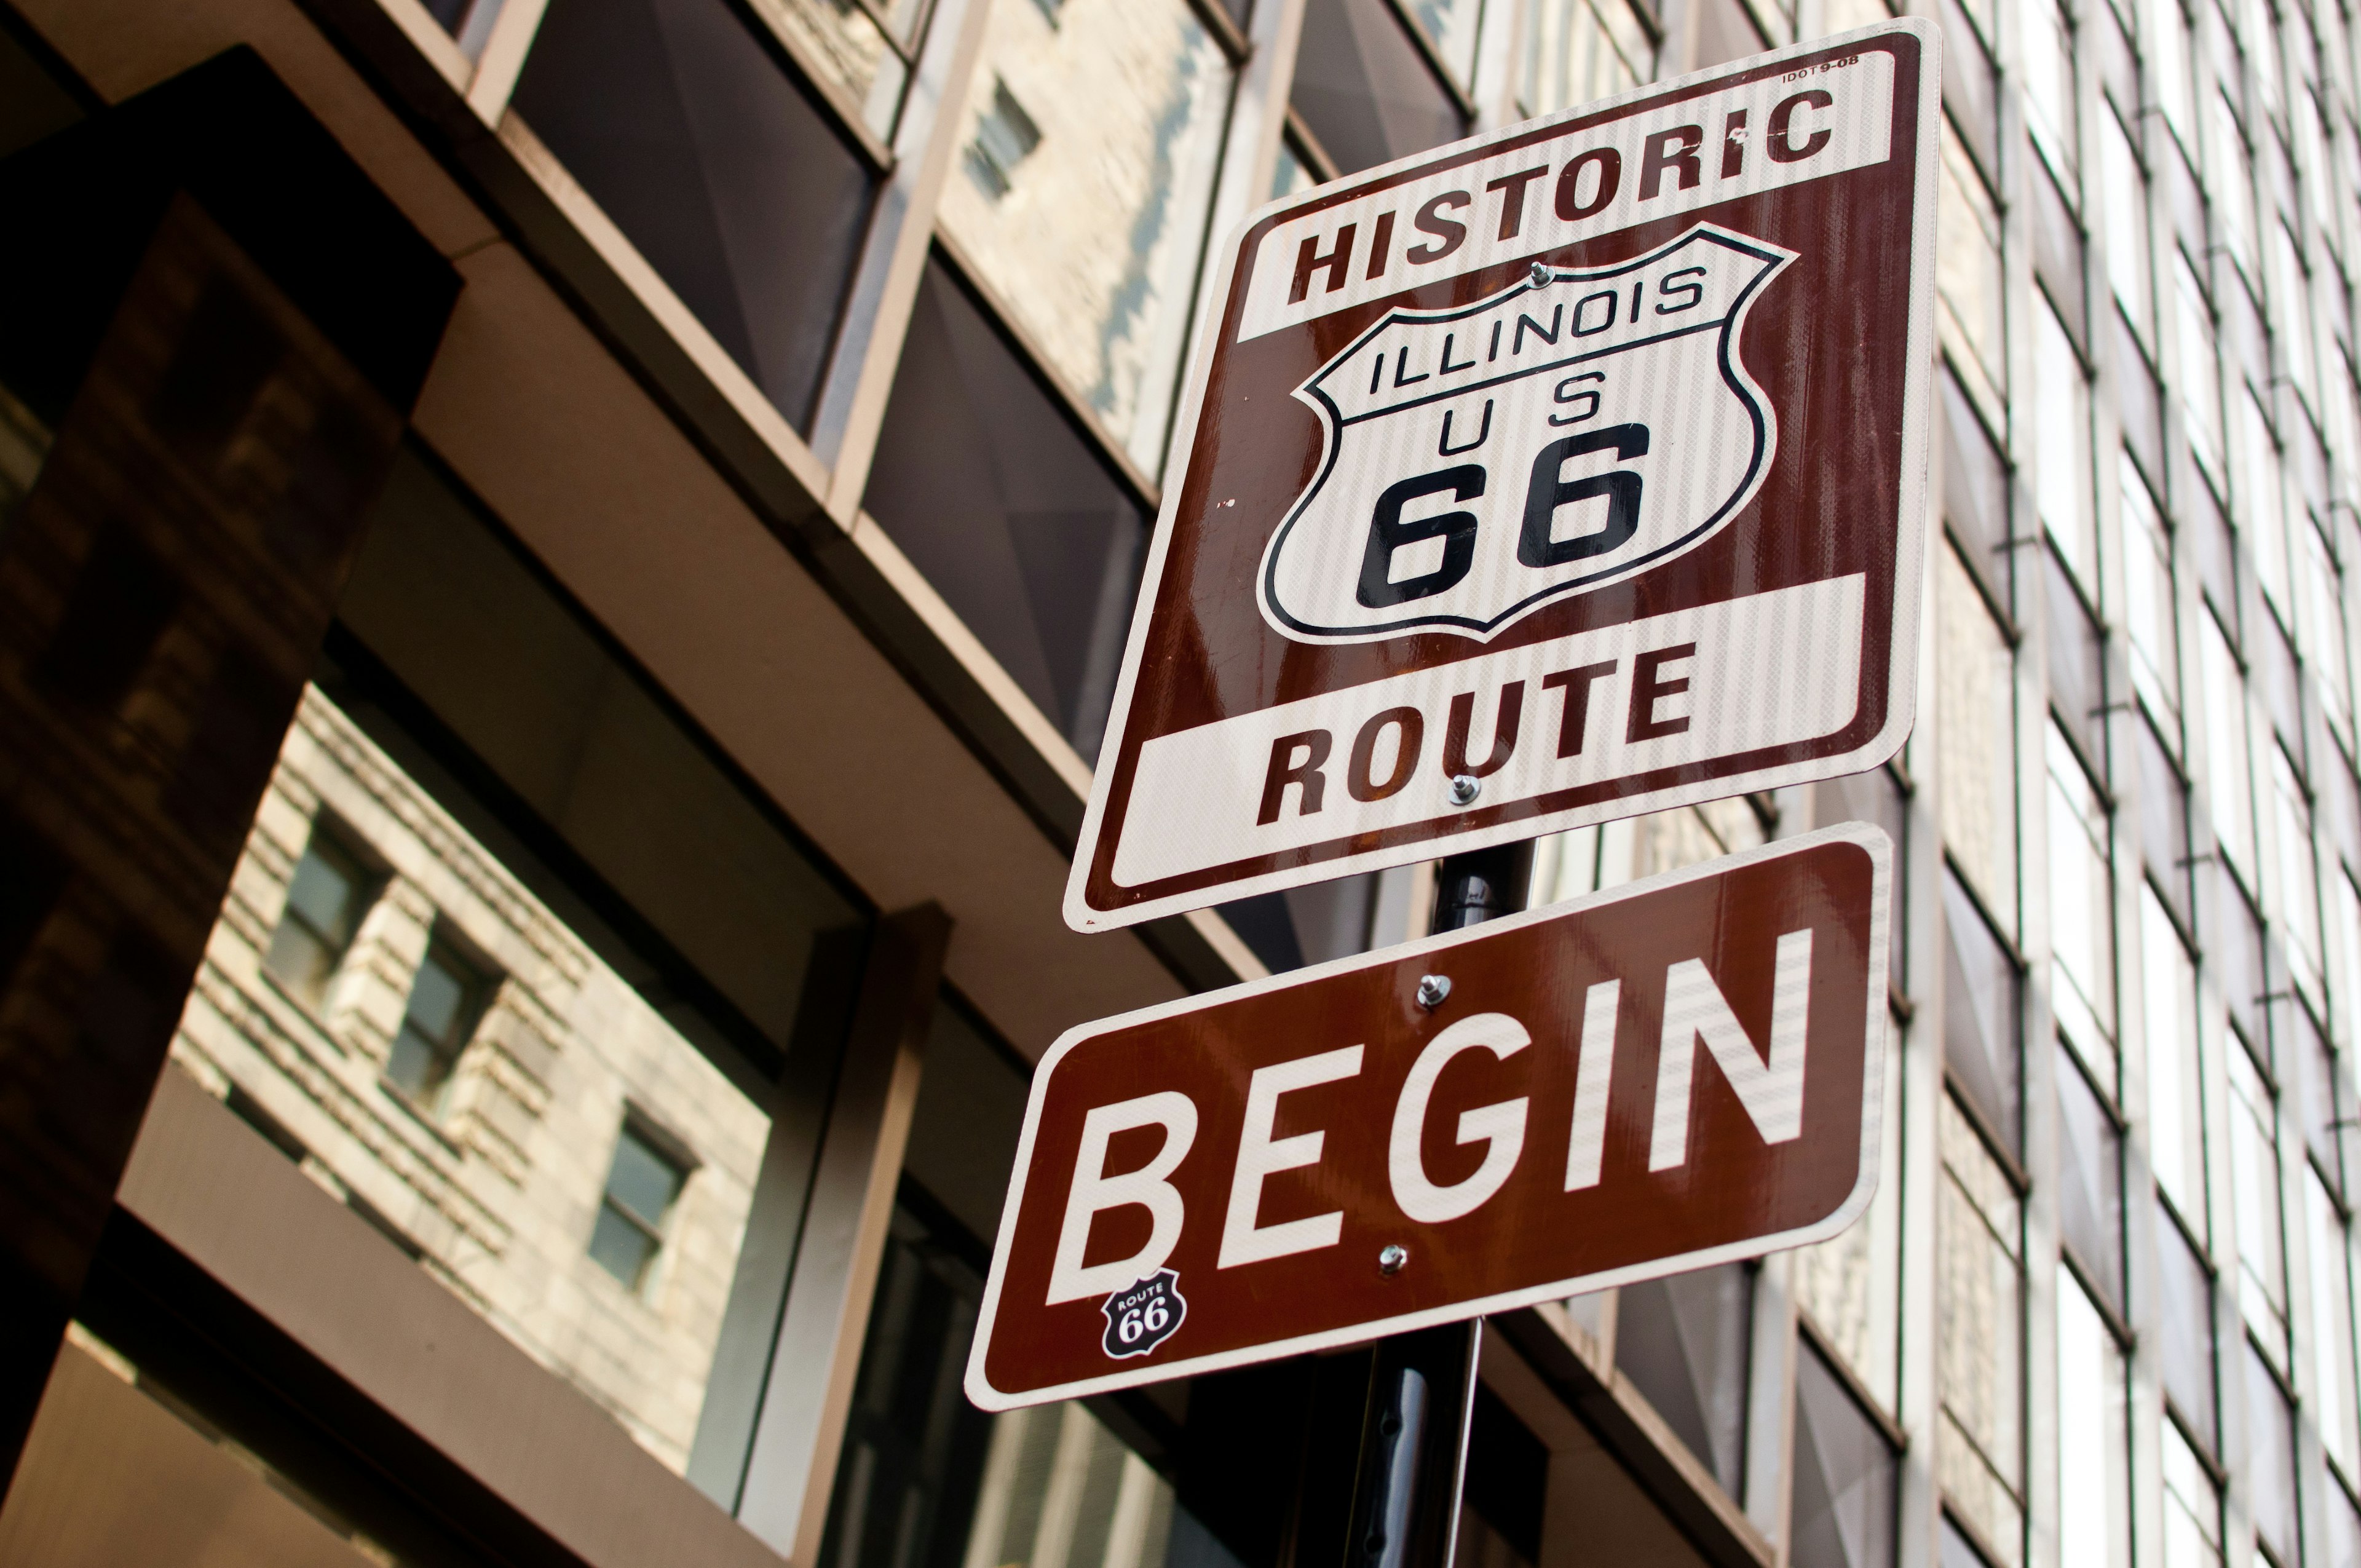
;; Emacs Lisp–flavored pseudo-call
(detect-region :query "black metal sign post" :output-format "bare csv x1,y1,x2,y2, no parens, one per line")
1339,842,1533,1568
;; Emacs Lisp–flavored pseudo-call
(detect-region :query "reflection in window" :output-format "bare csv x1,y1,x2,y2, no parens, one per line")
1521,0,1655,115
512,0,879,434
175,448,866,1486
1615,1264,1752,1496
1293,0,1468,177
1937,1094,2023,1566
1789,1341,1897,1568
2056,1048,2124,1311
1271,130,1321,197
936,0,1235,472
1404,0,1486,87
263,827,376,1010
1943,869,2022,1156
864,259,1149,761
1936,545,2017,935
743,0,938,137
2055,1273,2129,1568
1937,121,2008,424
2018,0,2076,175
421,0,507,58
386,937,492,1104
591,1118,692,1289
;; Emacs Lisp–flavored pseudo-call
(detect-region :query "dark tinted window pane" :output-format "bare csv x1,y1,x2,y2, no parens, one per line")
1615,1262,1752,1495
1944,868,2022,1156
1220,874,1380,973
264,831,372,1005
1461,1385,1546,1567
1790,1343,1898,1568
513,0,877,432
865,259,1149,761
1292,0,1466,176
1942,365,2012,610
902,997,1029,1247
2056,1048,2126,1312
2047,549,2106,769
2156,1203,2217,1452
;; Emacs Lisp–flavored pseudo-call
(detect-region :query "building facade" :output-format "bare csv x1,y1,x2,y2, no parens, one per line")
0,0,2356,1566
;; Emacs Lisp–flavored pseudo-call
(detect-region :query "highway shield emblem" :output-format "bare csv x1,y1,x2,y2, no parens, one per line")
1259,224,1795,644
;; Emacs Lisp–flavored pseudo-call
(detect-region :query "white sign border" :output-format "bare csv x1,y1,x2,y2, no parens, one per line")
975,820,1894,1412
1063,20,1940,935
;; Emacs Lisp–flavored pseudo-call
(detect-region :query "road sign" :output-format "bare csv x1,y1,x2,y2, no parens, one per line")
972,823,1891,1409
1066,23,1939,932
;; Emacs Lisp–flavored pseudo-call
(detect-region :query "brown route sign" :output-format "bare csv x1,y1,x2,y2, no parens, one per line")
971,823,1891,1409
1066,23,1939,932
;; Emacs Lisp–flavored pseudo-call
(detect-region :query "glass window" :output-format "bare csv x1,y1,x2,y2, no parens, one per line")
2272,745,2326,1006
2148,0,2197,148
2048,727,2116,1066
263,826,376,1010
2210,93,2257,279
2247,1345,2301,1562
936,0,1235,474
2174,253,2225,480
1270,130,1320,199
2161,1417,2223,1568
2058,1047,2126,1309
590,1117,692,1289
2157,1203,2220,1450
2300,518,2351,748
2296,1002,2346,1189
2269,223,2316,410
2122,457,2180,720
1520,0,1656,116
2237,386,2292,614
1789,1341,1899,1568
1616,1264,1754,1494
1945,868,2023,1155
1939,120,2009,424
1937,545,2019,935
2199,608,2257,887
2335,868,2361,1040
1937,1094,2024,1566
1403,0,1487,88
2020,0,2078,178
512,0,880,435
744,0,937,137
2308,1168,2359,1481
1292,0,1468,178
864,258,1150,761
173,447,869,1491
2143,883,2207,1225
2056,1271,2132,1568
1943,366,2014,608
1460,1386,1546,1568
2100,106,2153,338
2036,298,2096,590
385,937,492,1104
2230,1043,2291,1364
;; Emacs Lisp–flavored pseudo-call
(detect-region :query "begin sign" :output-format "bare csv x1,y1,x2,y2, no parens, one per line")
970,824,1892,1409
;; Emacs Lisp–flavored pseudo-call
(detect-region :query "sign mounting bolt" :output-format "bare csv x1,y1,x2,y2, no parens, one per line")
1449,773,1481,806
1415,974,1451,1010
1530,261,1552,288
1378,1245,1409,1275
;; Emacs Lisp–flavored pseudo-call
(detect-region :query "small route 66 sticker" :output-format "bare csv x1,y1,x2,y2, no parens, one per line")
1101,1270,1186,1360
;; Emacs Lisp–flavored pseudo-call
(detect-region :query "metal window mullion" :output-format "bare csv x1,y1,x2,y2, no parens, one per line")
805,0,997,501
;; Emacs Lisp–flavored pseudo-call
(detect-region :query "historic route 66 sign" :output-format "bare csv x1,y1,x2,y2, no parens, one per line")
1265,226,1791,641
1065,23,1940,933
